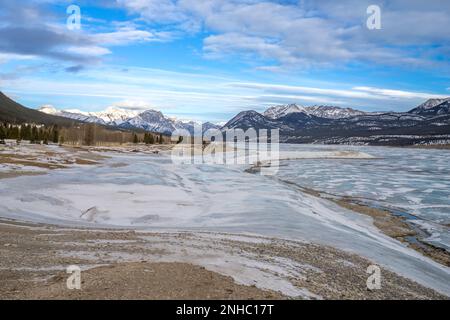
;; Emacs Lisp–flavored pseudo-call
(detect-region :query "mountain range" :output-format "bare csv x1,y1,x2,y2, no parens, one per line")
1,90,450,146
223,99,450,145
38,105,220,135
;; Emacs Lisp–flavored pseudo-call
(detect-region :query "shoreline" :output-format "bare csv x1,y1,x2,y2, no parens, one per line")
0,218,446,300
1,142,449,299
264,173,450,267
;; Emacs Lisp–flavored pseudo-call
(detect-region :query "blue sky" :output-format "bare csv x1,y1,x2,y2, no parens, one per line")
0,0,449,122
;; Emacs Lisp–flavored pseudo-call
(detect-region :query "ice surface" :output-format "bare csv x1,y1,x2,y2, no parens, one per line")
0,147,449,296
275,144,450,251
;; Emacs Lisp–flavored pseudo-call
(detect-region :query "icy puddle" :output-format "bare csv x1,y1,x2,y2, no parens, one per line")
0,148,449,296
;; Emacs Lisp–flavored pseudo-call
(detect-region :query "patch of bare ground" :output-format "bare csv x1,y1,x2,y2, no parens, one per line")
0,220,446,300
16,262,284,300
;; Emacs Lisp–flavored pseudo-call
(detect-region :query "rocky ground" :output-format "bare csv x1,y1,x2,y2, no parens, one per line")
0,219,446,300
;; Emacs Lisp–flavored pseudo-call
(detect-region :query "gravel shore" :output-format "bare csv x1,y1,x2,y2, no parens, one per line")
0,219,446,300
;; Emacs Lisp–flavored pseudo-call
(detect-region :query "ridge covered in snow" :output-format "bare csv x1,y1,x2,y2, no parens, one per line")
263,104,306,119
39,105,221,135
409,98,450,114
38,105,139,126
263,104,367,119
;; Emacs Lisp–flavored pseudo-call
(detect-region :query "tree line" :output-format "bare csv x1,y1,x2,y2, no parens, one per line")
0,122,169,146
0,123,59,144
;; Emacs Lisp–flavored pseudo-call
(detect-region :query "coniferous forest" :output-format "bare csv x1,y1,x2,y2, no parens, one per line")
0,122,168,146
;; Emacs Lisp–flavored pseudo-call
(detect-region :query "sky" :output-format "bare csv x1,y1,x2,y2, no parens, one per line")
0,0,449,122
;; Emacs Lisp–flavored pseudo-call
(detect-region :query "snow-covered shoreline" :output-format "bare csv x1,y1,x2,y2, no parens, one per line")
1,142,449,297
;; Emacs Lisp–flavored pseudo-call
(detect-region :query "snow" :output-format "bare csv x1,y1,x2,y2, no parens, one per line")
263,104,305,119
38,105,219,134
410,98,450,113
0,144,449,296
263,104,367,119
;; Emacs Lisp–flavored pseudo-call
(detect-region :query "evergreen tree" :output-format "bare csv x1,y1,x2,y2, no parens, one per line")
30,126,39,144
133,133,139,144
52,126,59,143
20,125,31,141
0,125,6,144
10,126,19,140
159,134,163,144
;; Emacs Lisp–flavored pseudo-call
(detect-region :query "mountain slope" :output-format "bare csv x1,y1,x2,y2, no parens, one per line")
120,110,176,134
305,105,367,119
263,104,367,120
38,105,139,126
0,92,80,126
408,100,450,117
41,105,221,135
263,104,305,119
223,110,280,130
224,99,450,146
409,98,450,114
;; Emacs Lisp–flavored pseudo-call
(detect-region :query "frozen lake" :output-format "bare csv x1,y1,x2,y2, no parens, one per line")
276,144,450,251
0,144,449,296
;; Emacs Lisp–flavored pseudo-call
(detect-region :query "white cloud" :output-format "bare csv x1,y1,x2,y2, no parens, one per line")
93,28,174,46
353,87,448,100
228,82,379,100
116,0,450,70
66,46,111,57
3,64,447,121
0,2,173,67
111,99,155,110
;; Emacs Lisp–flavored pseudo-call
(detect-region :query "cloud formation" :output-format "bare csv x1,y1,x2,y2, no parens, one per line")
117,0,450,70
0,1,169,67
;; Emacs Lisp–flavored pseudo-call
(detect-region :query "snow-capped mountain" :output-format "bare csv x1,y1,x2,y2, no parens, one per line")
38,97,450,145
409,98,450,115
172,120,221,136
304,105,367,119
224,98,450,145
263,104,366,120
38,105,138,126
223,110,280,130
39,105,220,135
120,110,176,134
263,104,306,119
94,107,140,126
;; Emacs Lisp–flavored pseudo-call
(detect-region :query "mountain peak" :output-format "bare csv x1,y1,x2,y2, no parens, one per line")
263,104,305,119
409,98,450,114
306,105,367,119
263,104,366,120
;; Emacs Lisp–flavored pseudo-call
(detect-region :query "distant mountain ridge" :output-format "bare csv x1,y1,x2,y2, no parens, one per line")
224,98,450,146
409,98,450,114
39,105,221,135
263,103,367,119
3,90,450,145
38,105,139,126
